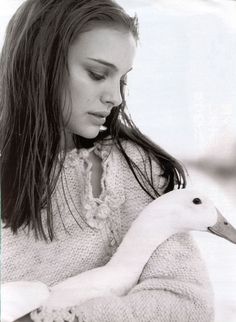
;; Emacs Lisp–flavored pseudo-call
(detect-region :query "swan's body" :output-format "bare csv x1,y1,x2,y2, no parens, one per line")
1,281,49,322
45,189,236,308
3,189,236,319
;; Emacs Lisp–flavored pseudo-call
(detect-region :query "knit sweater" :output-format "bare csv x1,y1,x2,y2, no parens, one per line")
2,139,214,322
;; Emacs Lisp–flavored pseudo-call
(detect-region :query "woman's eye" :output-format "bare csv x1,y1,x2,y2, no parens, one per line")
120,78,127,86
89,71,106,81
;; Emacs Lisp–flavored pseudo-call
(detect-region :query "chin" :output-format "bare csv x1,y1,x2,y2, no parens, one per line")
79,128,100,139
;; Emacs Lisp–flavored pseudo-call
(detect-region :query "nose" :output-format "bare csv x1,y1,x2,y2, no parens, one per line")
101,82,123,108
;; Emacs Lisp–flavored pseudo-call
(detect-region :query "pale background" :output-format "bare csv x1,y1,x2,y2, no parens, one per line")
1,0,236,321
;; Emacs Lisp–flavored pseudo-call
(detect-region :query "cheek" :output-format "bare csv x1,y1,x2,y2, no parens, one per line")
70,77,83,102
61,88,71,124
70,76,96,108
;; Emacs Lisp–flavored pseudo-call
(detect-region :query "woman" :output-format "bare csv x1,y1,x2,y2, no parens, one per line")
1,0,214,321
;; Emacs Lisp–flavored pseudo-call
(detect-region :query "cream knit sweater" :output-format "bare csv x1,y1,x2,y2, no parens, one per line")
2,139,214,322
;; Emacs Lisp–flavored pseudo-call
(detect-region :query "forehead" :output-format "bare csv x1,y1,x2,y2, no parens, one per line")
68,27,136,72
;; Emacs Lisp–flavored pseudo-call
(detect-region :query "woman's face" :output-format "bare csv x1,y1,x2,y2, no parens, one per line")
63,26,136,143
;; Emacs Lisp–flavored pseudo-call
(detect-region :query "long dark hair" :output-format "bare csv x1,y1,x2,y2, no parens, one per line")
0,0,186,241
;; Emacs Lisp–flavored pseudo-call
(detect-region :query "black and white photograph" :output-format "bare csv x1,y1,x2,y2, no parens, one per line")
1,0,236,321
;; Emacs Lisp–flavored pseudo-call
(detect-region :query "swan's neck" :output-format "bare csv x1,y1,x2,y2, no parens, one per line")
106,212,175,294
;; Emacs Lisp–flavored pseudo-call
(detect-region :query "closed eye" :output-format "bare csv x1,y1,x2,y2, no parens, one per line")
88,71,106,81
88,70,128,87
120,77,127,86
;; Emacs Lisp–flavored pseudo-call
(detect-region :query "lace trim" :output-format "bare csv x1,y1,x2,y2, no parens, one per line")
59,138,112,169
79,142,125,259
30,306,77,322
31,305,92,322
59,140,125,228
56,139,126,258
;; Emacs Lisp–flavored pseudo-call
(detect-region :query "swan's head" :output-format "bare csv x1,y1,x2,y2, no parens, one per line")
161,189,236,244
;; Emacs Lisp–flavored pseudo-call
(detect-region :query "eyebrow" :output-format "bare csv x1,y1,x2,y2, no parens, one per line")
87,58,133,73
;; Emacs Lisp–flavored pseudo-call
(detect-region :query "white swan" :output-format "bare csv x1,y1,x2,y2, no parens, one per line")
2,189,236,320
44,189,236,309
1,281,49,322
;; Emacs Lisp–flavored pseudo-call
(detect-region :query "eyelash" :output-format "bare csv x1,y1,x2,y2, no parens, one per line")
89,71,128,86
120,78,127,87
89,71,106,81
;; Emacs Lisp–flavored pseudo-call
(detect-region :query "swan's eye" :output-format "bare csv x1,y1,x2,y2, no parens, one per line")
192,198,202,205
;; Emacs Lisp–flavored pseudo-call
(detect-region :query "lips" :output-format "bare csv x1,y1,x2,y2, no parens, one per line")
89,111,110,118
88,111,109,126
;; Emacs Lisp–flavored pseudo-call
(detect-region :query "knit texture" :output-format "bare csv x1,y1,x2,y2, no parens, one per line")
2,139,214,321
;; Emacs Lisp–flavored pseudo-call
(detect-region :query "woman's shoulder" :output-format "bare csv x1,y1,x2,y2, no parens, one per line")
117,139,161,170
119,138,143,156
98,137,146,162
113,138,166,193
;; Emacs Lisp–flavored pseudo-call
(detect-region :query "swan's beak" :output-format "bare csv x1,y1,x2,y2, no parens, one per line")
208,209,236,244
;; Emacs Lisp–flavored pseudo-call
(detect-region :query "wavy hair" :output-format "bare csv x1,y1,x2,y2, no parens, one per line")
1,0,186,240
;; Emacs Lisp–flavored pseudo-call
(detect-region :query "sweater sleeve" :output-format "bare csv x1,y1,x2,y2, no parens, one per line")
70,233,214,322
31,233,214,322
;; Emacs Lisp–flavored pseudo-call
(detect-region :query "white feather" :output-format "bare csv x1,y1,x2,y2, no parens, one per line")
1,281,50,322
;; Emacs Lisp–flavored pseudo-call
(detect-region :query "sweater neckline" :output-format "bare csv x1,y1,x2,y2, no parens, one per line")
61,137,113,163
59,138,125,230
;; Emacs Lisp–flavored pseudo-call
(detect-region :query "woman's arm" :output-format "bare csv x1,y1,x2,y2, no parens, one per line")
31,233,214,322
72,234,214,322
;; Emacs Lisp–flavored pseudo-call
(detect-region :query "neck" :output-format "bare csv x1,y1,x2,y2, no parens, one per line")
106,211,175,294
60,130,76,151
